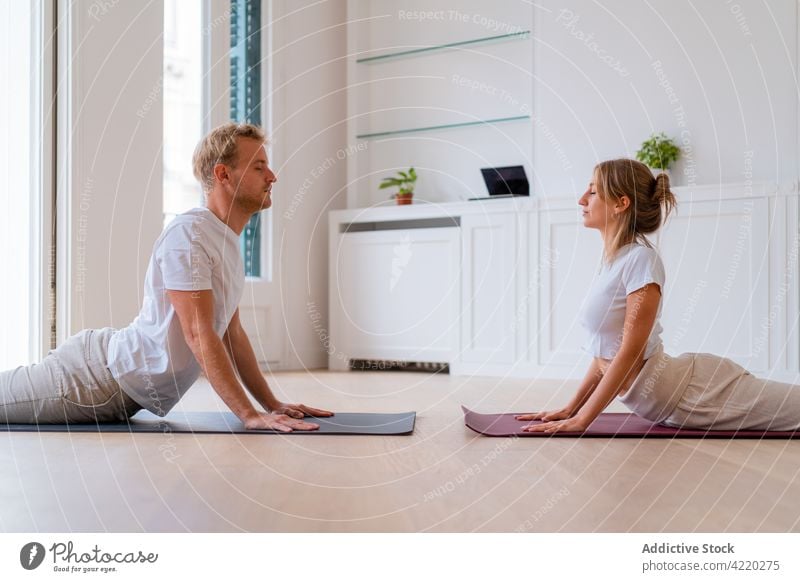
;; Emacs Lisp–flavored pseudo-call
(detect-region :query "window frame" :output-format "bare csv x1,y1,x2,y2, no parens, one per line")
203,0,272,281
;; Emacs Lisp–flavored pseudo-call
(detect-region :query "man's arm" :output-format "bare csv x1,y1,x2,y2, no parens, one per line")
167,290,319,431
222,308,332,418
523,283,661,433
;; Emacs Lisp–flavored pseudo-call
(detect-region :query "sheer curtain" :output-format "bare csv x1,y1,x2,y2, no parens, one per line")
163,0,203,228
0,1,37,368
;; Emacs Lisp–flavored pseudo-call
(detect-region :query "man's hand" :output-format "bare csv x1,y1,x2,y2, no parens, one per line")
243,412,321,432
268,402,334,419
521,416,590,434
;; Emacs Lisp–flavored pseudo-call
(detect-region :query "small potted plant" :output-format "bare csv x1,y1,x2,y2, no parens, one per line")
636,132,680,174
379,167,417,205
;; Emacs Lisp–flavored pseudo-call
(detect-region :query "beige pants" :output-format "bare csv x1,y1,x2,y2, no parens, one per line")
662,353,800,431
621,346,800,431
0,327,142,424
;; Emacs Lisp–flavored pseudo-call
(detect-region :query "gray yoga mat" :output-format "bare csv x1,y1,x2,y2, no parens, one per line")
1,410,416,435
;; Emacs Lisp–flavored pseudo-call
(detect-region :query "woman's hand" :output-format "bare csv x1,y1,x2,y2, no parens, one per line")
243,412,320,432
515,407,574,422
269,402,334,419
520,416,589,433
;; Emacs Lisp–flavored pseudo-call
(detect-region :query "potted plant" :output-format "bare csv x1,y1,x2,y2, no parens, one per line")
636,132,680,174
379,167,417,205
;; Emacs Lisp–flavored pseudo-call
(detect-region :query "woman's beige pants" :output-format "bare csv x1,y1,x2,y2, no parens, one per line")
620,345,800,431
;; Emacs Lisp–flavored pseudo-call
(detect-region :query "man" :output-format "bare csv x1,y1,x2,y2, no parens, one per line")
1,122,332,432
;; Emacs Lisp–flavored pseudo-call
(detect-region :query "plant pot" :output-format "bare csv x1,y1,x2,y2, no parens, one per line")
395,193,413,205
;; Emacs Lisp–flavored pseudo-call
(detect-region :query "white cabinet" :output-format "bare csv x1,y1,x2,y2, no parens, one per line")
329,184,799,381
330,221,460,369
534,208,602,367
459,213,520,365
658,197,770,371
531,195,774,376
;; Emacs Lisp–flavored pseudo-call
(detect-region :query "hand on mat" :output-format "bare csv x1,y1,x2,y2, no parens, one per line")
244,412,320,432
270,402,334,420
515,408,574,422
521,416,588,433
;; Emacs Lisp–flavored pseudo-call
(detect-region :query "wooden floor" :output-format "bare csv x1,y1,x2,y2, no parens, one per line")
2,370,800,532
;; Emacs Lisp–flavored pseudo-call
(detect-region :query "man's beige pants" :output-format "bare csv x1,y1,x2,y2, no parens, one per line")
0,328,141,423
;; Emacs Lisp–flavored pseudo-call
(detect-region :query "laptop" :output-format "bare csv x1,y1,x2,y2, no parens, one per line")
469,165,529,200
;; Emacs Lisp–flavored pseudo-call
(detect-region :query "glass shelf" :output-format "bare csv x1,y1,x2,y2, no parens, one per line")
356,115,530,140
356,30,530,64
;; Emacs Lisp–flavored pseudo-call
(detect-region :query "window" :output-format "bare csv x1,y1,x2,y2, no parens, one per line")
0,1,47,366
163,0,203,228
230,0,263,278
164,0,267,278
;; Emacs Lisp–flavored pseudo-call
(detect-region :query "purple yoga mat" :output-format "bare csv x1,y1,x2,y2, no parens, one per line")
462,406,800,438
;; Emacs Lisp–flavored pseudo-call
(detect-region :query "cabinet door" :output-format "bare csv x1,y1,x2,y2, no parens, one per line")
659,197,769,370
460,213,518,364
334,227,460,363
536,209,601,366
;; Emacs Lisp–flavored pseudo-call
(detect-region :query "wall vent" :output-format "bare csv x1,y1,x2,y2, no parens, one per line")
349,359,449,373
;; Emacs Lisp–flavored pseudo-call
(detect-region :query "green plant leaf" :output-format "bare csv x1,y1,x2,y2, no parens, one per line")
636,132,680,170
379,178,402,189
379,168,418,193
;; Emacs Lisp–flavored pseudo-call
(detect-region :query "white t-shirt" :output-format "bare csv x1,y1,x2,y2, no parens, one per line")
108,207,244,416
579,242,665,360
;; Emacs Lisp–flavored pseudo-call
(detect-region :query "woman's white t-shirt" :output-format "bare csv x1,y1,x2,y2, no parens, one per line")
107,207,244,416
579,242,666,360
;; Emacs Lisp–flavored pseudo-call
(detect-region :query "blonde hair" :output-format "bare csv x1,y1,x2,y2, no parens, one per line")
192,122,266,193
594,158,678,264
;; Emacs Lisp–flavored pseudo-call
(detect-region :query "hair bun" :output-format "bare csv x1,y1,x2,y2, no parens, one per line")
653,172,670,200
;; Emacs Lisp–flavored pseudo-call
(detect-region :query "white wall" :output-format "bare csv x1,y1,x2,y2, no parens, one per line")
343,0,799,202
57,0,348,372
270,0,348,369
533,0,798,195
58,0,164,338
331,0,800,377
56,0,800,372
347,0,533,207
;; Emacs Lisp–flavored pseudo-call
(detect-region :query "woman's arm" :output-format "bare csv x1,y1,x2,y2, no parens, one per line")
515,358,604,421
566,357,606,415
522,283,661,433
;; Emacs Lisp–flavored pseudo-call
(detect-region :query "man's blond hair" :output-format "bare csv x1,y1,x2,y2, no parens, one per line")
192,122,266,193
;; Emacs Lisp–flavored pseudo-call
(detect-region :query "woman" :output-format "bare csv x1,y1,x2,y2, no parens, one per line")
517,158,800,433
